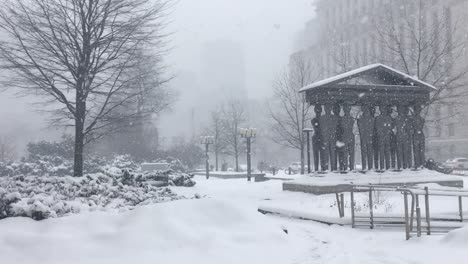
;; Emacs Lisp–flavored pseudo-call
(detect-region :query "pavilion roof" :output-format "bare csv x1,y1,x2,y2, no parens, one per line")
299,64,437,93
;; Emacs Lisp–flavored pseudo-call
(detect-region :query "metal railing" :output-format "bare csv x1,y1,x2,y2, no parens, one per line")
348,184,468,240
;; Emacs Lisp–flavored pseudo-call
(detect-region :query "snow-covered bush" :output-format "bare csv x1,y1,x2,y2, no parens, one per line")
26,135,74,159
0,155,139,177
0,170,191,220
0,154,197,220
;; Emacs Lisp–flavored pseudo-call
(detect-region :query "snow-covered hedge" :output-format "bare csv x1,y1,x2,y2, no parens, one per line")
0,155,134,177
0,155,197,220
0,168,196,220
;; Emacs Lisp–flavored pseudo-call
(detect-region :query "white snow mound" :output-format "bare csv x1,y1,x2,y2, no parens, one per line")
442,226,468,245
0,199,295,264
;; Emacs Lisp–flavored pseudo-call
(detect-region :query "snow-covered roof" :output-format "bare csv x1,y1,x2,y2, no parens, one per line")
299,63,437,92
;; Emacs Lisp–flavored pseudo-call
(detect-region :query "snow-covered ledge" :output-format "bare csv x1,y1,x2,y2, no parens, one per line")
283,170,463,195
193,171,267,182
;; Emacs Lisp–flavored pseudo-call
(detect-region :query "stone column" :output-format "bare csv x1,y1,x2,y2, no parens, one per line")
357,105,375,170
320,104,340,171
340,104,355,171
412,105,426,168
371,106,379,170
375,106,394,170
395,106,412,169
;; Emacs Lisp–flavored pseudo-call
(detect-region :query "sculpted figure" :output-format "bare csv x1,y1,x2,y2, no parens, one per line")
412,105,426,168
320,104,340,171
407,108,415,168
357,105,375,170
371,106,379,170
375,106,394,170
390,108,397,169
394,106,412,169
311,105,323,172
340,105,355,171
390,132,397,169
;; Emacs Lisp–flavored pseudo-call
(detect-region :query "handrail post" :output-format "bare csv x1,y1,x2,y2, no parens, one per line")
424,187,431,235
336,193,342,218
351,184,355,228
404,190,410,240
340,193,345,217
369,184,374,229
415,194,421,237
409,190,415,232
459,196,463,222
416,207,422,237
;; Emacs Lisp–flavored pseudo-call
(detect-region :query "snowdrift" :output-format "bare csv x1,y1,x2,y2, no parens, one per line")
442,225,468,245
0,199,298,264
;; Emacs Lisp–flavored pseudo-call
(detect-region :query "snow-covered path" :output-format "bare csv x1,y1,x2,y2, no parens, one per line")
174,176,468,264
0,176,467,264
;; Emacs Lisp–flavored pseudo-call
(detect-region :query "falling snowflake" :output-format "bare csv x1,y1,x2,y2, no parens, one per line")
336,141,345,148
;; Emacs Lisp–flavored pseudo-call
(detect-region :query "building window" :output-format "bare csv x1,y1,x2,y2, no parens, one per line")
448,123,455,137
450,145,456,156
435,147,442,158
444,7,453,64
435,122,442,137
362,39,368,65
370,37,376,63
448,105,455,117
434,105,441,119
433,12,439,54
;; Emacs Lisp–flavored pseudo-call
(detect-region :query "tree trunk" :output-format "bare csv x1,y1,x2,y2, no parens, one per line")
73,85,86,177
215,151,219,171
235,147,239,172
73,118,85,177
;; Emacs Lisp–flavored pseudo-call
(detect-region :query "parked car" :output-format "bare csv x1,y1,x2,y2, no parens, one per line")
288,162,308,174
426,159,453,174
444,158,468,170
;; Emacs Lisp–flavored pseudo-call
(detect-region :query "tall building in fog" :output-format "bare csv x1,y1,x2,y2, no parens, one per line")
200,39,247,101
296,0,468,161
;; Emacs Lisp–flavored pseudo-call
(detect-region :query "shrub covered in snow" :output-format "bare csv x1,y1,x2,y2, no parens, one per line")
0,154,189,177
26,135,75,159
0,154,197,220
0,169,195,220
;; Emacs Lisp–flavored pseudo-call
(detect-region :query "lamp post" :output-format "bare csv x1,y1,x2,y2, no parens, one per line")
200,136,215,179
240,128,257,181
303,128,314,174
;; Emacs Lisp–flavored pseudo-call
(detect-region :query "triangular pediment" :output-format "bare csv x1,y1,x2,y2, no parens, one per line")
300,64,436,92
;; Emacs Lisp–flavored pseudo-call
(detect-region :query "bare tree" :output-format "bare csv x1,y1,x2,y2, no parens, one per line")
330,39,360,75
0,136,16,162
98,52,174,160
222,99,246,172
268,55,318,174
0,0,171,176
204,107,227,171
374,0,468,114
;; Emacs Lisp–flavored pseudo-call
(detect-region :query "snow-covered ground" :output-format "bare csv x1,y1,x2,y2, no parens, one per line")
1,176,467,264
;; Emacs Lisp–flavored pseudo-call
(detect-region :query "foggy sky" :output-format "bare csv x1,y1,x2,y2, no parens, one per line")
167,0,314,98
0,0,316,154
159,0,315,140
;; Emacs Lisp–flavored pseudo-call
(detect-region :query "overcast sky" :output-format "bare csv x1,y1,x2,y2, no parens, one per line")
158,0,316,139
168,0,315,98
0,0,316,153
